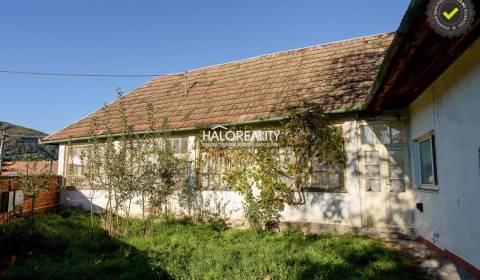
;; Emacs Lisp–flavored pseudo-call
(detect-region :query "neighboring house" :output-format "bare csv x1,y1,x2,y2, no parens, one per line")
0,121,58,162
41,0,480,275
1,160,58,176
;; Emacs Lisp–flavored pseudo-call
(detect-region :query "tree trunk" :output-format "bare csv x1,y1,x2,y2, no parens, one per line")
141,190,146,235
30,196,35,223
124,198,132,235
105,190,113,236
113,190,119,236
90,190,94,239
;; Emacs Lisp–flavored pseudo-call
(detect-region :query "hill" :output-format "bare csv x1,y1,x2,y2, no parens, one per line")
0,121,58,161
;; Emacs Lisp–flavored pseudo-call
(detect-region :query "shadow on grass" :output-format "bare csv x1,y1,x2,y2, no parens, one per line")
130,220,422,280
294,238,421,280
0,209,170,280
1,209,422,280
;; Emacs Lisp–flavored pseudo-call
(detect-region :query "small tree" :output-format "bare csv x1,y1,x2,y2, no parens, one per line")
75,90,186,236
19,154,51,224
136,113,187,234
73,90,131,236
73,116,106,237
222,147,294,231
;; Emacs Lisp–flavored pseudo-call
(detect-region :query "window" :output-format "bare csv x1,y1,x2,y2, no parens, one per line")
364,151,381,192
199,152,231,190
65,145,88,187
166,138,191,183
307,126,346,192
309,153,346,192
361,122,407,145
167,138,189,157
415,135,438,186
199,147,297,191
388,150,406,192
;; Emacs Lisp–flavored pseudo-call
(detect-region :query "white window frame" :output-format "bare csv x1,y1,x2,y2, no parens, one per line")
64,144,91,188
168,137,189,158
309,157,347,192
413,132,438,190
307,124,347,192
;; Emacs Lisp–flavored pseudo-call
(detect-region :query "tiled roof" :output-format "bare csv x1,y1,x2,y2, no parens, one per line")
43,32,394,142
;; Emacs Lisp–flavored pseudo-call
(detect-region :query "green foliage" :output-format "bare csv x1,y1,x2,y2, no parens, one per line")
222,147,293,231
0,209,162,280
203,103,347,231
19,154,51,199
0,221,68,258
281,102,347,187
1,210,421,280
75,89,187,236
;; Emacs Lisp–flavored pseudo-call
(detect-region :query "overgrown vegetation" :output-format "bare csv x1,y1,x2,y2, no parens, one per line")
71,93,347,233
74,89,186,236
0,209,162,280
18,154,52,223
0,209,421,280
202,103,346,231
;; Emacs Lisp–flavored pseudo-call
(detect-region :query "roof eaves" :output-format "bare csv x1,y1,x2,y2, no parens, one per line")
39,106,363,145
361,0,427,111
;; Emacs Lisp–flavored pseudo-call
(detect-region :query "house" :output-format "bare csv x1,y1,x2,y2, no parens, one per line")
43,32,398,228
1,160,57,176
366,0,480,276
41,0,480,275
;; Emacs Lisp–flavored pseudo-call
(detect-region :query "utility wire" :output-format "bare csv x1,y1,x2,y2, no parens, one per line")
4,135,45,138
0,70,181,78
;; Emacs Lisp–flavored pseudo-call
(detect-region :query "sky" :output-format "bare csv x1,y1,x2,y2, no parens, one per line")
0,0,411,134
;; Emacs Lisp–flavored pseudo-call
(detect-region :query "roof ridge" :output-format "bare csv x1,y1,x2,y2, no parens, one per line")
42,32,394,143
169,32,394,75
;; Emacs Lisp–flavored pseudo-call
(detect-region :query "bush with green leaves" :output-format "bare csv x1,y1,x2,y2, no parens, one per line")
74,89,187,236
203,103,346,231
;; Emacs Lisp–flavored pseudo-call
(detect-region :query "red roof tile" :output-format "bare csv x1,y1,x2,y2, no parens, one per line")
43,32,394,142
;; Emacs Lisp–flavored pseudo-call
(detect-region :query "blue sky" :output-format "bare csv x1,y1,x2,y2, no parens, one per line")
0,0,410,134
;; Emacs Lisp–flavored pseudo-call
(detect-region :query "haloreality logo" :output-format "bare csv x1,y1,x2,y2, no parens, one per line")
427,0,475,37
201,125,281,148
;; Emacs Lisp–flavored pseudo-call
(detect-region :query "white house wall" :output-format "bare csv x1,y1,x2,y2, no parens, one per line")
409,38,480,269
60,121,364,227
57,144,65,176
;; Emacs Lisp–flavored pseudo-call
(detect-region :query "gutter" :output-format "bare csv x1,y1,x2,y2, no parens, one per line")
361,0,426,111
39,107,363,145
39,116,289,145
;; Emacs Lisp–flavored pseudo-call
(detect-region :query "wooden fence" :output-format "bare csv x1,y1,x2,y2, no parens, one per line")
0,175,61,222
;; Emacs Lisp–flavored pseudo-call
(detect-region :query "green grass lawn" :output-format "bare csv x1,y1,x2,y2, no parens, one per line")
0,209,422,279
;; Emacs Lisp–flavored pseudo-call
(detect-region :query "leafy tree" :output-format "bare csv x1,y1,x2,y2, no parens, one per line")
18,154,51,223
203,103,346,231
75,89,186,236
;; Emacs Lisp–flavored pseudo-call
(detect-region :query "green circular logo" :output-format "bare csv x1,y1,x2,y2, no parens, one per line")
427,0,476,37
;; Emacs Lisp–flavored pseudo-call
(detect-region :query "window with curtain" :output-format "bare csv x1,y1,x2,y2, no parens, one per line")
65,145,88,187
310,160,345,191
167,137,189,157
